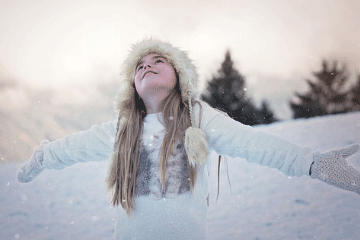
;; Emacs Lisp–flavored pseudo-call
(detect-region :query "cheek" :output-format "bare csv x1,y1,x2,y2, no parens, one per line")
134,74,142,94
164,67,177,86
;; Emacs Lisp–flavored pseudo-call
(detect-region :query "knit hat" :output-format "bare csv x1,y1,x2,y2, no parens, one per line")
116,39,209,166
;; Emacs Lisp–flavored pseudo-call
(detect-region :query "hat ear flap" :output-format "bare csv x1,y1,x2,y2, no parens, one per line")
185,126,208,166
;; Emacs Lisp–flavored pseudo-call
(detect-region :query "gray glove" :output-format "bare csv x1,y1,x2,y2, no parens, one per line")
17,140,49,183
310,144,360,194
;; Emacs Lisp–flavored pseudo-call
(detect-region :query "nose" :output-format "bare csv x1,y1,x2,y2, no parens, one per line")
143,63,152,70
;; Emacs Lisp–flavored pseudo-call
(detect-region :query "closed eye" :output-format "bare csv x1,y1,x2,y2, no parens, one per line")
137,65,143,72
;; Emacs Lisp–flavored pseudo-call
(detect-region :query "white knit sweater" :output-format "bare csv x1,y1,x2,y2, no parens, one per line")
41,101,313,239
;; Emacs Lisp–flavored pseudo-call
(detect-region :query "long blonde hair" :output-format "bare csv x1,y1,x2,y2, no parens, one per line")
106,75,197,214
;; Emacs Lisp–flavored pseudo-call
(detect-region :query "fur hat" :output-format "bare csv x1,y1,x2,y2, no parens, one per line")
117,39,209,166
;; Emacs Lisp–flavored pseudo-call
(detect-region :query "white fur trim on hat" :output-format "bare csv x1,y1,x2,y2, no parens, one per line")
120,38,198,102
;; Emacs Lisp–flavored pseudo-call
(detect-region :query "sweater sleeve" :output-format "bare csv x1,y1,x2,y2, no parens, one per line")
41,120,117,170
195,101,313,177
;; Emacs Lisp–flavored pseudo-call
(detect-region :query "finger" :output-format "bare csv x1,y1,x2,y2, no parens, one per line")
334,144,360,158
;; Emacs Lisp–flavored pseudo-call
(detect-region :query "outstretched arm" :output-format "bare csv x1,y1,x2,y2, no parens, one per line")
197,102,313,176
197,101,360,195
18,120,117,183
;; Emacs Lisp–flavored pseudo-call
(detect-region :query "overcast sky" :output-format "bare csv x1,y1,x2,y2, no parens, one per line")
1,0,359,118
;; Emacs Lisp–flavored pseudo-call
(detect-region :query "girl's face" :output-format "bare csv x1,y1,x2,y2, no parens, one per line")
134,53,177,100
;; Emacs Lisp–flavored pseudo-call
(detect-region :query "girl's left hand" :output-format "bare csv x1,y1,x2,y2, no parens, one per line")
310,144,360,195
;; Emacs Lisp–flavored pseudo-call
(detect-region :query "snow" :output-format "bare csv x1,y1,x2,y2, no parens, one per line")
1,112,360,240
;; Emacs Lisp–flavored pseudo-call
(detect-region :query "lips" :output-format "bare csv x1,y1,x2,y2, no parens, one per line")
142,71,157,80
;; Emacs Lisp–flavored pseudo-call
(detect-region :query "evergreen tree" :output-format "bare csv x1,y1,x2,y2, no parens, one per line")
201,51,276,125
258,100,277,124
290,60,349,119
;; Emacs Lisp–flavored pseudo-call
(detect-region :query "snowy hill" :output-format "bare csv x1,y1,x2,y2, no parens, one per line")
1,109,360,239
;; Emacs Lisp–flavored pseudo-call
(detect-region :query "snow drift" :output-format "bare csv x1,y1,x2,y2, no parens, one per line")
1,112,360,240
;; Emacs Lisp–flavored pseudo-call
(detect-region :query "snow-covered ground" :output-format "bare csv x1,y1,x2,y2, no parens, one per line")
1,112,360,240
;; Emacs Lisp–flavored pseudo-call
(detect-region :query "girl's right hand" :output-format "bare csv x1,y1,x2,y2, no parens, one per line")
17,140,49,183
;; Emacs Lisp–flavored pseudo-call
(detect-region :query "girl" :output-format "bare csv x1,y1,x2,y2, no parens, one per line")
18,39,360,240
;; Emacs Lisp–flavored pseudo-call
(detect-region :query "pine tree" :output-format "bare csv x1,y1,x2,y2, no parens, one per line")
259,101,277,124
290,60,350,119
201,51,276,125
